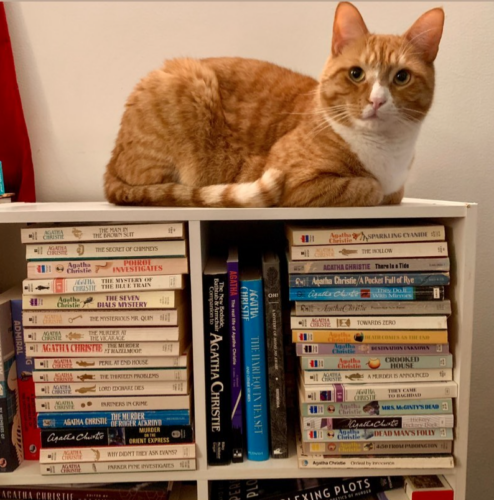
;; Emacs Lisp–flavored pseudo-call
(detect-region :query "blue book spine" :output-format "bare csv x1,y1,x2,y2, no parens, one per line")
289,287,444,301
37,410,190,428
240,273,269,461
227,248,243,462
289,273,450,288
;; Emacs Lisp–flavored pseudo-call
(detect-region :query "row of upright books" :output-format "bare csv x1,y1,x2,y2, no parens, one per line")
285,222,455,468
0,222,196,475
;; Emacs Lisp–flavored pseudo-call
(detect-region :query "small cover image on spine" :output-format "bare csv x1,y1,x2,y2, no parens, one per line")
203,256,231,465
227,247,243,463
262,250,288,459
240,264,270,461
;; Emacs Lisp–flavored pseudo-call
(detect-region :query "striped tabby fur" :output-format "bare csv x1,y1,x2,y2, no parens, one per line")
104,2,444,208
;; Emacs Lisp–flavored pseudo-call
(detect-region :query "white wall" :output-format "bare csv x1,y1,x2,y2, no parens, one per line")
6,1,494,494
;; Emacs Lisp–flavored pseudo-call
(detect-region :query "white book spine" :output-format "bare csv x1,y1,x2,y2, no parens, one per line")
40,444,196,463
36,395,191,412
34,354,189,369
26,341,183,357
290,242,448,261
26,240,186,260
291,315,448,330
303,368,453,384
41,459,196,475
27,258,188,278
300,381,458,402
297,454,454,469
35,381,188,396
287,225,445,246
23,275,184,294
22,223,185,243
24,327,181,343
22,290,180,310
33,368,188,383
302,414,455,430
24,310,179,327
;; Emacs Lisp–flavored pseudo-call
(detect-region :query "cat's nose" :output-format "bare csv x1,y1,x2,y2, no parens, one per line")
370,97,387,110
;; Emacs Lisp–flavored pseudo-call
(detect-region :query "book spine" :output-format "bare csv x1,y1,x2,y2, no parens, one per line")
35,380,188,396
22,290,180,310
302,439,453,455
303,427,453,442
290,242,448,261
290,287,444,301
11,299,40,460
21,222,185,243
37,410,190,428
26,240,186,260
289,258,451,274
33,368,188,383
302,414,454,430
23,275,184,294
26,341,183,357
41,425,193,448
0,487,168,500
296,343,449,356
295,300,452,316
299,398,454,417
293,330,448,344
24,309,179,327
297,454,454,469
35,354,189,369
291,315,448,330
241,277,270,461
303,368,453,384
299,381,458,402
288,225,445,246
262,253,288,459
290,273,450,288
227,253,243,463
301,354,453,370
27,258,189,278
0,390,23,471
25,327,181,342
204,271,231,465
39,443,195,463
36,395,191,412
41,458,195,474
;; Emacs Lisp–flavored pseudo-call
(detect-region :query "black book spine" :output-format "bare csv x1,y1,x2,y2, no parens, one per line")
262,252,288,459
0,396,22,472
40,425,193,448
204,272,231,465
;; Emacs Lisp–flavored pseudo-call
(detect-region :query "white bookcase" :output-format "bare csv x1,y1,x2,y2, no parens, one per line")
0,199,477,500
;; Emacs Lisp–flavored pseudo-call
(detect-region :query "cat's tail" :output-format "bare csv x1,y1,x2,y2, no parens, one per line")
104,169,285,208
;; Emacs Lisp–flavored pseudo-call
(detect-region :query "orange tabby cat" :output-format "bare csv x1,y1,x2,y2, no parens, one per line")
104,2,444,208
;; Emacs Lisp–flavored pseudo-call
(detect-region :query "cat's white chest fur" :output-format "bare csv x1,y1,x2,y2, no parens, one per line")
328,119,421,195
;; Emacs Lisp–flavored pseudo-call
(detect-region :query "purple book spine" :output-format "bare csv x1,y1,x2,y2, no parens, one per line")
227,248,243,462
296,343,450,356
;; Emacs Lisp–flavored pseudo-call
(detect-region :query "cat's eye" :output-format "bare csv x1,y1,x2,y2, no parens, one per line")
394,70,411,86
349,67,365,83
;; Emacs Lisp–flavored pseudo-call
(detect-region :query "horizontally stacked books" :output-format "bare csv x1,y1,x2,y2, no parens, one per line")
20,222,195,475
286,222,455,469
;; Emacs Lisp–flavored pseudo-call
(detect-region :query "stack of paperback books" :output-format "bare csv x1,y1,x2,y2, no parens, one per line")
286,222,455,468
19,222,196,475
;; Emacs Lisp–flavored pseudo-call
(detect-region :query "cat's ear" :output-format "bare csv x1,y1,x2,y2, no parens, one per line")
404,8,445,63
332,2,369,56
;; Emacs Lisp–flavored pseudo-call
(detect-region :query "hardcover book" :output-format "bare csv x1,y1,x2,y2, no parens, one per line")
227,247,243,463
404,475,454,500
240,265,270,461
262,251,288,459
203,256,231,465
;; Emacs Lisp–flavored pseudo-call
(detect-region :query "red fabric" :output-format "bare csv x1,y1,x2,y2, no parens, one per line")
0,3,35,201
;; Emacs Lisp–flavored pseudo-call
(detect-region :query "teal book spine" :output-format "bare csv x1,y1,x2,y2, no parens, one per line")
240,269,269,461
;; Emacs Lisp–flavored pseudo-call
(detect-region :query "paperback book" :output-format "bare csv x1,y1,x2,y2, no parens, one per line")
292,330,448,344
296,343,449,356
33,368,189,382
